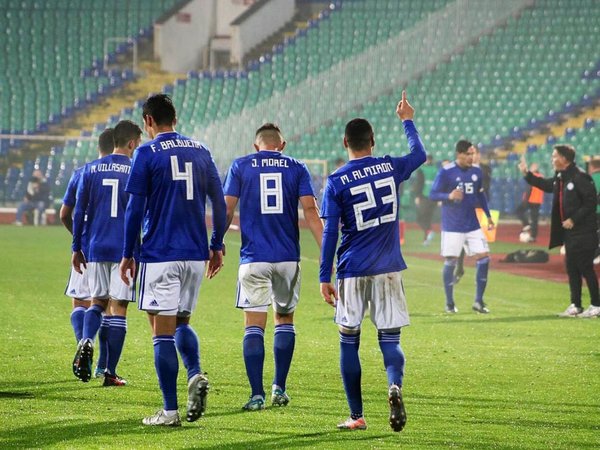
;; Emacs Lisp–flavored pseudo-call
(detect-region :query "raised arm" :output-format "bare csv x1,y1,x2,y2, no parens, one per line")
394,91,427,178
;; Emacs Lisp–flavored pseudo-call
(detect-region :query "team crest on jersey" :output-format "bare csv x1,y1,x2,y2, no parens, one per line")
471,174,478,181
566,182,574,190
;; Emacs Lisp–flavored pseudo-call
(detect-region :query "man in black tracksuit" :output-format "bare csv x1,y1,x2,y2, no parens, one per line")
519,145,599,317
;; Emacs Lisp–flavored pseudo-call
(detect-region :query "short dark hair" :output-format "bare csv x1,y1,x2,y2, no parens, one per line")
98,128,114,155
554,144,575,163
455,139,473,154
114,120,142,148
142,94,176,126
345,118,374,151
255,122,282,136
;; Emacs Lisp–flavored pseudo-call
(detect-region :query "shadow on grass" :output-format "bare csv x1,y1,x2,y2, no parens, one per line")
185,429,393,450
432,314,558,324
0,419,174,448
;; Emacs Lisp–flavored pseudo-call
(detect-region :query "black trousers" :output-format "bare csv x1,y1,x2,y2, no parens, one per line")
565,246,599,307
416,197,436,237
515,202,541,238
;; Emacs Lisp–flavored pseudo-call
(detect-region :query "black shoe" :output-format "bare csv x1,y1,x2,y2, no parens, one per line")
186,373,210,422
72,341,83,377
75,339,94,382
388,385,407,432
103,373,127,387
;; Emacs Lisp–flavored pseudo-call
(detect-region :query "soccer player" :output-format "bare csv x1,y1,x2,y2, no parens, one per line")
61,128,114,377
72,120,142,386
119,94,226,427
429,140,494,314
223,123,323,411
320,91,426,432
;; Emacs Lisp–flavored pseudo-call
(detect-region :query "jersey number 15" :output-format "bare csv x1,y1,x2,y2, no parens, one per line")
350,176,397,231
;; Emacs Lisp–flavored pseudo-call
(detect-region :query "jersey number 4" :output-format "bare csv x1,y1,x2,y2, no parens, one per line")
350,176,397,231
171,155,194,200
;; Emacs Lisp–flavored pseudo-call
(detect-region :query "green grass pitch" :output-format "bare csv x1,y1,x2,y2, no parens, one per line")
0,225,598,449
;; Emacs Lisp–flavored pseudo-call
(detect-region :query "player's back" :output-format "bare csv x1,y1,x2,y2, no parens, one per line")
64,167,90,255
434,162,483,232
324,155,409,278
224,150,314,263
127,131,222,263
80,153,131,262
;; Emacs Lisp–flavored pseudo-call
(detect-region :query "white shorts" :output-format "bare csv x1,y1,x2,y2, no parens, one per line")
65,266,91,301
336,271,409,330
441,229,489,258
87,262,135,302
235,262,300,314
138,261,205,317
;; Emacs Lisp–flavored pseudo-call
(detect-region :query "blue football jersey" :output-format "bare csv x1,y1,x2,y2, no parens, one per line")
72,154,131,262
125,131,225,263
429,162,490,232
63,167,89,256
223,150,315,264
320,120,426,281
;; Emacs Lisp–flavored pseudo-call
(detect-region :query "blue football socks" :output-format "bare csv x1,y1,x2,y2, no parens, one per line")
70,306,86,343
475,256,490,303
82,304,105,341
273,324,295,392
339,331,363,419
443,259,457,307
106,316,126,376
243,326,265,398
153,335,179,411
378,331,405,387
96,315,111,370
175,323,201,381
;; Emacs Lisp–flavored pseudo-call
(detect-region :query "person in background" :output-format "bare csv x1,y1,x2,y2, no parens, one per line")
515,160,544,242
519,146,599,317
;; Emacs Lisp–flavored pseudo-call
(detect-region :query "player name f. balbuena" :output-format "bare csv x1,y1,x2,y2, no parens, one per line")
340,162,393,185
150,138,202,152
90,162,131,174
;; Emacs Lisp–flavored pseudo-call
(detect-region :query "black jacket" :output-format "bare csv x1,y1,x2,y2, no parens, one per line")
524,163,598,250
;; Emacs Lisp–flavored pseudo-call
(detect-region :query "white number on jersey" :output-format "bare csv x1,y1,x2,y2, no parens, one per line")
350,176,397,231
170,155,194,200
260,173,283,214
102,178,119,218
464,182,474,194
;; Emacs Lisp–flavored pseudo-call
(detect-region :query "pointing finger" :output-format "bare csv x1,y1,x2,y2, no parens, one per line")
402,90,407,103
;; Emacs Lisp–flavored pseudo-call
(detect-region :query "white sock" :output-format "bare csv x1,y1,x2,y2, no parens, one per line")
163,409,178,417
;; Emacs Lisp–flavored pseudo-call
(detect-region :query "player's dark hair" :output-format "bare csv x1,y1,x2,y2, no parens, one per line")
142,94,176,126
114,120,142,148
255,123,282,136
98,128,114,155
345,118,374,151
455,139,473,154
554,144,575,163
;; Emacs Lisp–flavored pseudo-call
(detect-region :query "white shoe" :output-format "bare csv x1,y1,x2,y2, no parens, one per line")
142,410,181,426
558,303,583,317
579,305,600,318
